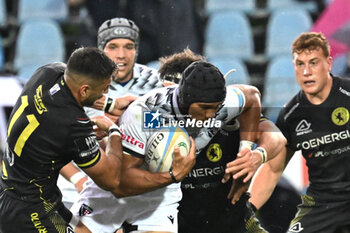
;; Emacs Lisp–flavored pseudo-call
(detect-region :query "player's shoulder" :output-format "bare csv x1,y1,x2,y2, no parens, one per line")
277,90,303,122
134,63,159,80
334,75,350,92
120,86,175,123
35,62,66,78
131,63,163,90
225,84,260,105
26,62,65,87
221,85,246,112
139,85,175,106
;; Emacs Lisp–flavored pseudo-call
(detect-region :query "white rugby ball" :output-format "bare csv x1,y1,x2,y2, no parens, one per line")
145,126,190,173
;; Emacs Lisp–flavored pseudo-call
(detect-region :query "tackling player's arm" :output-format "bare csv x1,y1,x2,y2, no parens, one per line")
91,94,138,122
116,137,196,197
248,146,294,209
254,119,287,163
236,84,261,144
226,119,287,204
79,116,125,197
222,84,261,184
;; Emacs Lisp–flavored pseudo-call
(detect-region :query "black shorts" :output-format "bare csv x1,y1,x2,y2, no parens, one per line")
178,192,267,233
0,187,74,233
287,194,350,233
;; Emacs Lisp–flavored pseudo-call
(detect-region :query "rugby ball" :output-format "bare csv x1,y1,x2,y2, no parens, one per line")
145,126,190,173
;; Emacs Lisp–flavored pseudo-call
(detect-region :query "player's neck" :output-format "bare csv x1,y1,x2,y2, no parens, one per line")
64,74,84,107
116,72,133,84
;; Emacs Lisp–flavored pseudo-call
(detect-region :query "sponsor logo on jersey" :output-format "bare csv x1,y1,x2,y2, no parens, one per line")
122,134,145,149
187,166,224,178
34,85,47,114
297,130,350,150
79,204,93,216
289,222,303,232
295,119,312,136
312,144,350,158
182,181,221,189
206,143,222,162
30,212,48,232
331,107,349,126
143,110,222,129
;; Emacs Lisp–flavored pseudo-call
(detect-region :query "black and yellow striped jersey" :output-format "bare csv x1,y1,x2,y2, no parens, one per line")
1,63,100,202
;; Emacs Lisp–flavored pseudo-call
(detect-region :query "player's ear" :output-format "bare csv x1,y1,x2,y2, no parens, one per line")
79,84,89,98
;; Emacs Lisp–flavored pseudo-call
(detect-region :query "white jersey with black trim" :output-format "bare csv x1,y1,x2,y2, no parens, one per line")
118,84,245,209
119,84,245,162
108,63,162,97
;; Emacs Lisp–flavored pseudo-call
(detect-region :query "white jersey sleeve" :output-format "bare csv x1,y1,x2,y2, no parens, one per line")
193,86,246,151
119,102,149,159
216,85,246,125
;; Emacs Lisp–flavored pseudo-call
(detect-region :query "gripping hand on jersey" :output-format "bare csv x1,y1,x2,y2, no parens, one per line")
170,137,197,182
227,176,250,204
222,147,262,183
92,95,138,123
109,95,138,116
91,115,118,139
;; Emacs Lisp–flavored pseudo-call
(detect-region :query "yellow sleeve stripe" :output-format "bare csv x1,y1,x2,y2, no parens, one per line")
76,151,101,168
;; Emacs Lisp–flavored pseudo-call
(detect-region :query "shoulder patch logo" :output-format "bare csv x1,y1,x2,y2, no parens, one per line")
206,143,222,162
331,107,349,126
289,222,303,232
74,136,99,158
79,204,93,216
